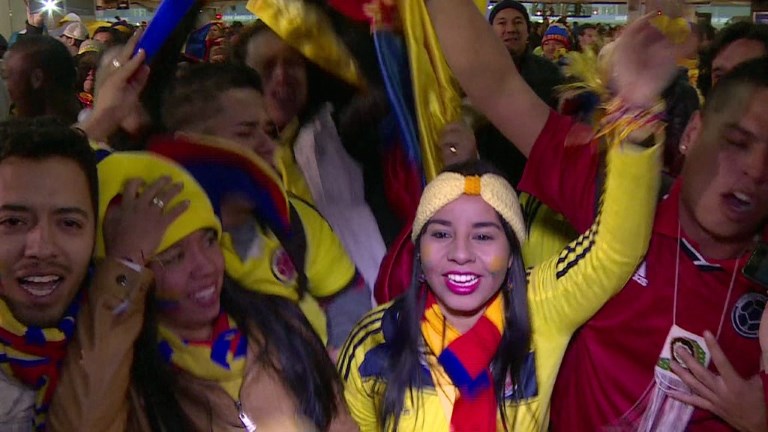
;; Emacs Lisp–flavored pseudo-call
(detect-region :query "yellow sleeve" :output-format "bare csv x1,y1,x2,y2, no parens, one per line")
520,193,579,268
528,142,661,336
337,307,389,432
292,198,357,298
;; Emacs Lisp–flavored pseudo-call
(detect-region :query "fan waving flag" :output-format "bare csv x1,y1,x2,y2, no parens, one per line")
245,0,366,89
330,0,488,182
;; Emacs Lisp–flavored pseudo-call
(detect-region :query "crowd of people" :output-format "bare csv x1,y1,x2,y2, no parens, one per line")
0,0,766,431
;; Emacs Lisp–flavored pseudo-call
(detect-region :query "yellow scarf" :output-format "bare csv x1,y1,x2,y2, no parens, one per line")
157,314,246,401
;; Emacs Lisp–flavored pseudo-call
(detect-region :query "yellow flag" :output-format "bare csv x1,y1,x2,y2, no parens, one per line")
246,0,366,89
397,0,487,181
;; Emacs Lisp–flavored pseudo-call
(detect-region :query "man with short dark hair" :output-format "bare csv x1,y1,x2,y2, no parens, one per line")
0,118,148,431
698,21,768,97
2,36,80,123
92,27,119,48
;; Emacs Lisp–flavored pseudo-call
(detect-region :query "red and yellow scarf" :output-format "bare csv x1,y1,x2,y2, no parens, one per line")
421,291,504,432
157,313,247,401
0,298,79,430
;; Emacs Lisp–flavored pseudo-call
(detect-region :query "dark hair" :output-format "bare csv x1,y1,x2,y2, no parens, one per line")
93,26,125,45
0,117,98,218
10,36,76,93
230,21,356,125
703,57,768,118
75,51,101,93
133,276,342,431
162,63,264,132
378,160,532,431
576,23,596,36
698,22,768,97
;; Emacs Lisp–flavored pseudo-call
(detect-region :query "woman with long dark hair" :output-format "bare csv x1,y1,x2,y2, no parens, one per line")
338,136,662,431
49,152,359,432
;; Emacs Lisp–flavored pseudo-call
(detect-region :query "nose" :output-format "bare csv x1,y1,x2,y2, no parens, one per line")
447,235,475,265
25,221,58,260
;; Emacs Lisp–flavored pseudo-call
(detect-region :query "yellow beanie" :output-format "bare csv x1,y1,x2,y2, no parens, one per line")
411,172,526,246
95,152,222,259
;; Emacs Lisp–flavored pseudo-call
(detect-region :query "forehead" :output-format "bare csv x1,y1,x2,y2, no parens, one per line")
493,8,526,22
214,88,268,118
713,39,767,71
246,31,300,64
0,157,91,212
704,87,768,141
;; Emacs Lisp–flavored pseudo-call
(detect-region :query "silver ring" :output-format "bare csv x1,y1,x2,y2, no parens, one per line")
151,197,165,209
449,145,457,154
111,58,122,69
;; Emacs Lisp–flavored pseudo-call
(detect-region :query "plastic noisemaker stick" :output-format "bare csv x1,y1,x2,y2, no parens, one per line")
134,0,197,63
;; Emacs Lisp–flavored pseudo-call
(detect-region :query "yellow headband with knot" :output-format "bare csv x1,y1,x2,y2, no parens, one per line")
95,152,222,259
411,172,527,246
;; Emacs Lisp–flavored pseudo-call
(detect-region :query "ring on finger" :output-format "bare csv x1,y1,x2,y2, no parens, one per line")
151,197,165,209
449,145,457,154
111,58,122,69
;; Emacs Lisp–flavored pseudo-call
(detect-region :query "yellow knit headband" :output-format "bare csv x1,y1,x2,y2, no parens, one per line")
411,172,526,246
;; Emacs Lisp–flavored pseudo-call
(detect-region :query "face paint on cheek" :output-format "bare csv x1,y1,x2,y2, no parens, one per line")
488,255,508,274
154,289,183,311
420,244,432,262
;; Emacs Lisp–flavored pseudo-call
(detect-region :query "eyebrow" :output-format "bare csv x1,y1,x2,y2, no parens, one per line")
0,205,90,218
54,207,91,219
723,123,757,139
426,219,504,230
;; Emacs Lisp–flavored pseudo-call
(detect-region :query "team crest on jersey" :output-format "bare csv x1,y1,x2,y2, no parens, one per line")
271,247,297,283
731,292,767,339
632,261,648,287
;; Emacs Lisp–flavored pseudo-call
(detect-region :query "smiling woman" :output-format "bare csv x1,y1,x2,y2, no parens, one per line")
48,152,359,432
338,137,662,431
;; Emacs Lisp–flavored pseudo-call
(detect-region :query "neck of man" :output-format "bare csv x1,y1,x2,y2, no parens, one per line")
679,198,758,260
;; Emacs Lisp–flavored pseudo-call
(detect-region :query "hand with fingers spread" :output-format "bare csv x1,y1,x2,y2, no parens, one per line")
610,5,698,108
670,331,768,432
104,177,190,266
77,30,151,142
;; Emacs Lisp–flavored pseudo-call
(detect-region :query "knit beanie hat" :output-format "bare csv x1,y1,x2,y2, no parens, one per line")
542,24,572,49
94,152,222,259
488,0,531,32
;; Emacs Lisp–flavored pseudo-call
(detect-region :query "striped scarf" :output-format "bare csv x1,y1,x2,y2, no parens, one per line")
157,313,247,401
421,291,504,432
0,298,79,431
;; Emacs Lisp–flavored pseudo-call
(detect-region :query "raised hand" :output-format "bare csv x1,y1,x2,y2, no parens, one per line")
103,177,189,265
79,30,150,142
610,5,697,108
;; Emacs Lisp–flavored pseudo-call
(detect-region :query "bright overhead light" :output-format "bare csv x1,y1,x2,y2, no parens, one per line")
41,0,62,15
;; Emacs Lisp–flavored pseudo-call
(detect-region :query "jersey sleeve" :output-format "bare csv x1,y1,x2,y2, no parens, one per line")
337,306,390,432
293,199,357,298
527,141,661,337
517,110,602,232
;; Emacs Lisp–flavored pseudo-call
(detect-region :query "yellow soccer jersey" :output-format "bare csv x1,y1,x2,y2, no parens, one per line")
338,143,661,432
520,193,578,268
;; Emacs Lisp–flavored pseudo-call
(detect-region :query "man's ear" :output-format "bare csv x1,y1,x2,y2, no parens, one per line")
679,110,703,155
30,68,43,90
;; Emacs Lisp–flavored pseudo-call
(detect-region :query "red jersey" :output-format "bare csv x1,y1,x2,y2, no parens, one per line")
519,110,766,431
